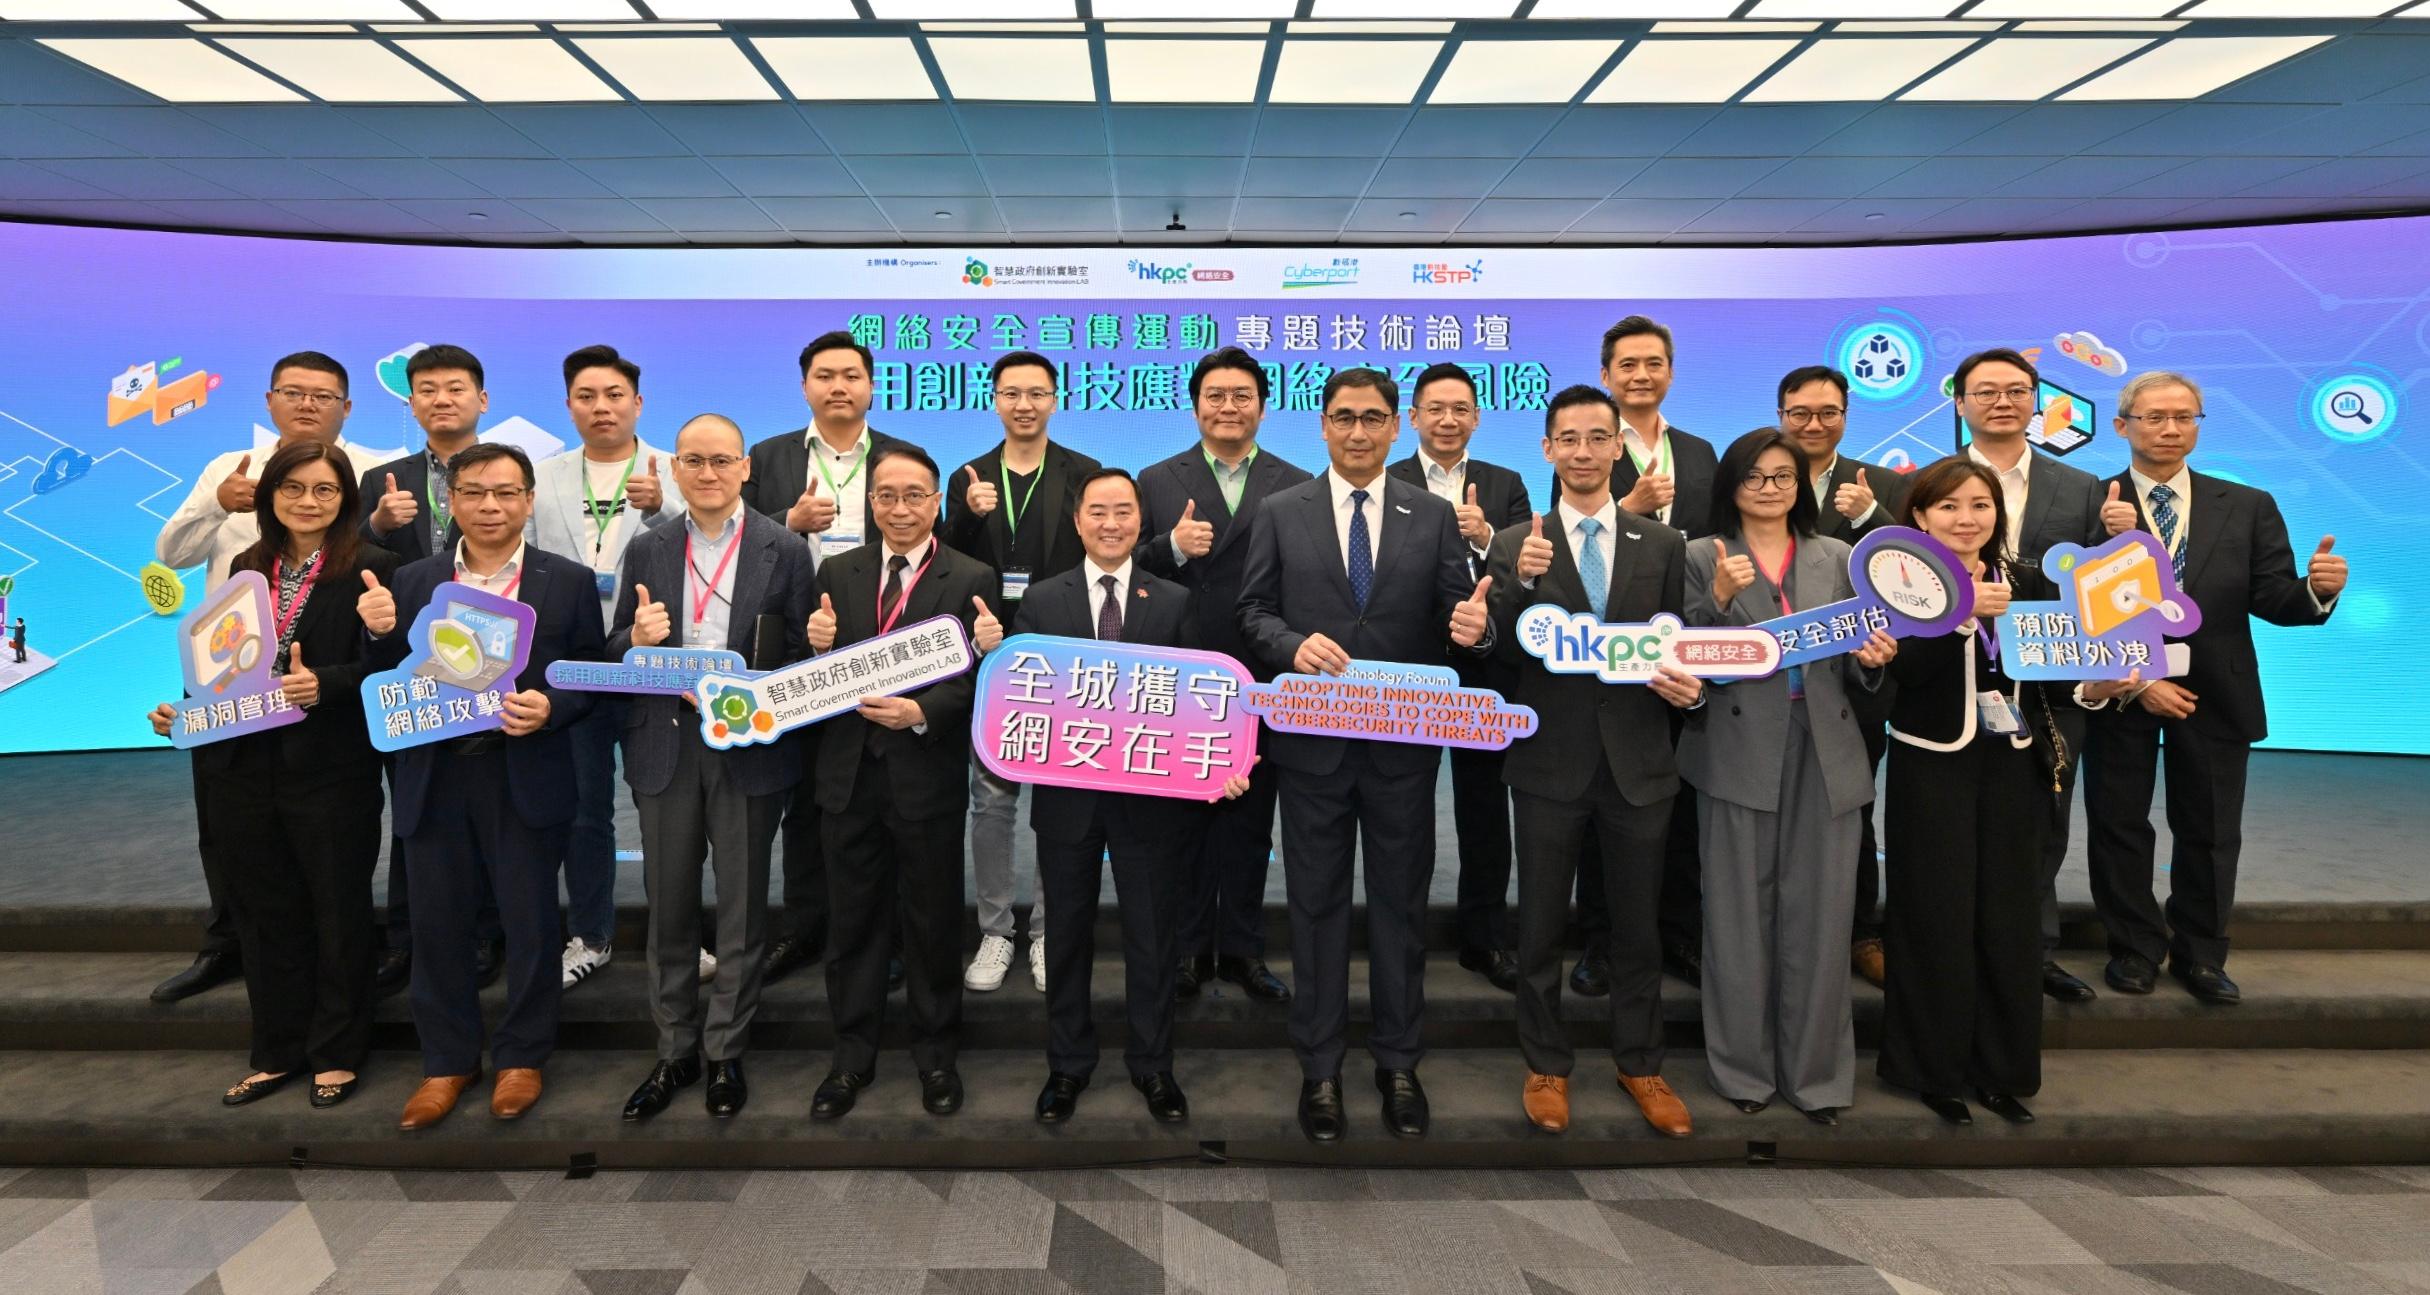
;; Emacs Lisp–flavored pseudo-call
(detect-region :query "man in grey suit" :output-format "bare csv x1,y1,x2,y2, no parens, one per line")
1957,347,2110,1004
1236,367,1492,1144
608,414,818,1122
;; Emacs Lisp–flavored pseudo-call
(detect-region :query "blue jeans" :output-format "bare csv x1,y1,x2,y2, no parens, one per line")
562,699,624,945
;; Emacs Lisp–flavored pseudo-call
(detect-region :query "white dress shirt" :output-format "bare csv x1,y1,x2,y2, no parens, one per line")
1811,454,1880,528
2129,462,2336,614
1966,440,2032,560
453,539,526,597
808,426,872,557
1326,467,1384,575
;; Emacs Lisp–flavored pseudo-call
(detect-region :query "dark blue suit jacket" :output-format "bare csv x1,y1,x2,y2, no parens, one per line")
357,449,460,566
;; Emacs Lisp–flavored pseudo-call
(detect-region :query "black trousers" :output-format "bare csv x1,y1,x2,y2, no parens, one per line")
2035,708,2087,956
381,758,497,950
1279,744,1435,1080
822,754,965,1077
778,732,828,944
403,749,567,1076
2083,716,2251,970
1449,743,1514,956
1515,772,1671,1078
1851,718,1888,941
1039,797,1186,1082
206,763,383,1075
189,755,240,959
1179,754,1276,961
1879,734,2046,1098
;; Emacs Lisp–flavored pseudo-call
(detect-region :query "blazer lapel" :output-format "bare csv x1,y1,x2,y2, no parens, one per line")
1604,519,1644,615
2017,452,2057,554
1791,537,1839,614
1369,477,1417,595
2180,472,2230,593
898,540,955,627
724,521,778,654
1119,577,1156,644
1544,514,1592,614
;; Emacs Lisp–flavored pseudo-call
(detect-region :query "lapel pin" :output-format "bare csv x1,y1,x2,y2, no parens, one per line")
1625,531,1643,541
1394,505,1411,514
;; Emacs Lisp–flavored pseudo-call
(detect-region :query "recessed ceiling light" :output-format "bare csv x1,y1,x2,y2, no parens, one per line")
1101,21,1277,32
394,37,621,101
1307,0,1509,14
187,22,358,31
201,1,418,16
1097,4,1291,17
1967,0,2183,13
1900,37,2152,101
1742,37,1977,101
1105,38,1265,103
218,37,462,101
1269,37,1442,103
867,0,1075,15
417,1,640,16
928,36,1094,101
646,0,856,15
1650,20,1815,30
1529,1,1738,15
371,23,537,32
1585,38,1798,103
0,0,194,16
2176,0,2407,15
751,36,936,99
2061,35,2333,101
573,36,776,100
1430,39,1616,103
37,37,302,101
2014,21,2187,31
1748,0,1959,14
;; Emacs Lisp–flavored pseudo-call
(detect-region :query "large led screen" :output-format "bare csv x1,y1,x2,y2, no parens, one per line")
0,218,2409,755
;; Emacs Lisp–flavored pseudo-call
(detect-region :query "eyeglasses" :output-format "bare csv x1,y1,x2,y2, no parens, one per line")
993,387,1057,406
1741,469,1799,493
1417,402,1477,420
450,485,528,504
1966,386,2036,406
274,481,342,501
1199,388,1260,409
674,453,745,473
1779,406,1846,426
2125,411,2204,429
271,387,343,408
1323,410,1394,432
871,490,934,511
1548,432,1618,450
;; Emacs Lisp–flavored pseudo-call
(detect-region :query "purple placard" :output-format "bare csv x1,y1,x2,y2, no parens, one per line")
696,614,971,750
168,569,307,749
1998,531,2205,680
1749,525,1977,672
1241,658,1538,751
360,582,538,753
971,632,1260,801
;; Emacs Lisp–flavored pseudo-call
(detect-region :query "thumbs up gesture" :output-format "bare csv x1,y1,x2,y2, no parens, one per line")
963,465,998,517
372,470,418,537
971,593,1003,652
278,642,319,709
1832,471,1875,521
1454,482,1490,547
1516,512,1553,581
1450,574,1492,647
215,454,256,514
2308,535,2347,600
356,568,396,636
787,475,836,535
1712,538,1757,610
631,582,671,648
2101,479,2137,538
1171,497,1215,559
807,592,837,653
627,454,663,514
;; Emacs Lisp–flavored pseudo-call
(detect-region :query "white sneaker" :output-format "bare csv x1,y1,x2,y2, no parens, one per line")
1029,936,1047,992
698,949,718,982
965,934,1014,992
560,937,611,989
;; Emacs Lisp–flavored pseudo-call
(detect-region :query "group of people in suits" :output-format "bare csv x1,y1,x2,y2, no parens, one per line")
143,318,2346,1138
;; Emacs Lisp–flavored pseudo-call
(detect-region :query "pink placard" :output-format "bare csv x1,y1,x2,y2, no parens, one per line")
971,633,1260,801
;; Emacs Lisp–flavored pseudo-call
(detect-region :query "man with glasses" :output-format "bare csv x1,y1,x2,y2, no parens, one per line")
611,415,818,1122
1777,364,1908,990
1956,347,2110,1004
151,351,396,1004
2084,371,2344,1007
1386,361,1531,993
942,351,1102,997
1137,347,1312,1006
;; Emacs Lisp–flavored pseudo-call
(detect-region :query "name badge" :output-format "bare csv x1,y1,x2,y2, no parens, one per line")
594,570,617,600
818,529,861,561
1001,567,1031,603
1976,689,2023,735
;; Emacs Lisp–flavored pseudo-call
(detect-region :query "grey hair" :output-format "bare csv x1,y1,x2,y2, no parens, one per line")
2117,370,2202,418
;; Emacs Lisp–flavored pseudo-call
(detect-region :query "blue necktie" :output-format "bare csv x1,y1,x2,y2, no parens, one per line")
1575,516,1606,619
1347,488,1373,610
2149,483,2185,583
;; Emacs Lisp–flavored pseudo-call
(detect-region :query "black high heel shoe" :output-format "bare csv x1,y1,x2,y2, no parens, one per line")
222,1072,295,1106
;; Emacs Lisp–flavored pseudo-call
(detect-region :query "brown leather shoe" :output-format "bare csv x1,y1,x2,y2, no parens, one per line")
491,1067,543,1120
1522,1072,1569,1134
1619,1072,1693,1139
1851,937,1886,988
398,1073,478,1132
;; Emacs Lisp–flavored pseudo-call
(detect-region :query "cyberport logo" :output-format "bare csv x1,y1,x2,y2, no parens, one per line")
1282,257,1360,289
705,681,774,743
1411,260,1483,286
1516,607,1779,683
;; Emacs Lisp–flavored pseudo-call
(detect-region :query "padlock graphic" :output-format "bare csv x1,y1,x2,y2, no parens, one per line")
2072,543,2186,635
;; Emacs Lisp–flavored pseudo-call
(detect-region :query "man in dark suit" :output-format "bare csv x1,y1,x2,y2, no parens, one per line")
1237,366,1492,1143
2084,370,2344,1006
1387,361,1531,993
1957,347,2111,1003
804,444,996,1121
1022,467,1239,1126
1485,384,1705,1138
356,442,604,1132
1778,364,1910,989
1136,346,1312,1005
942,350,1103,997
607,414,818,1122
739,330,916,987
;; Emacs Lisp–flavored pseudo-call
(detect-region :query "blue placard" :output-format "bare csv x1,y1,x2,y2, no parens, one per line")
360,582,537,752
547,645,757,696
1998,532,2205,680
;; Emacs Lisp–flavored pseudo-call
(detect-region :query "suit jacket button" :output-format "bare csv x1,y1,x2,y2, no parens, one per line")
1730,706,1742,716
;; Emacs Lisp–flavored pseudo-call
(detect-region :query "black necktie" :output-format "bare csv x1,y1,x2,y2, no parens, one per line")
1096,574,1123,640
881,553,909,623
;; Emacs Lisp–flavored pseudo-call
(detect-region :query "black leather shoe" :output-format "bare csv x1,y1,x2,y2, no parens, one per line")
2171,960,2241,1005
811,1069,870,1120
221,1071,293,1106
2042,962,2097,1003
1035,1072,1086,1124
309,1077,359,1109
1976,1090,2035,1124
472,938,505,990
920,1068,964,1115
1799,1106,1839,1127
887,956,905,992
1375,1068,1429,1138
1175,955,1210,1000
1458,948,1520,993
371,947,411,998
1216,956,1290,1003
1661,938,1703,989
1919,1092,1973,1126
1134,1071,1188,1123
762,935,822,985
1568,948,1610,998
1730,1098,1769,1114
706,1059,748,1118
1299,1076,1345,1143
2105,952,2158,995
153,950,241,1004
623,1056,702,1122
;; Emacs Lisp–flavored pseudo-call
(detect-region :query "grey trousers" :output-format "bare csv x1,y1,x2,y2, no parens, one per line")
637,736,784,1063
969,764,1045,942
1697,703,1861,1112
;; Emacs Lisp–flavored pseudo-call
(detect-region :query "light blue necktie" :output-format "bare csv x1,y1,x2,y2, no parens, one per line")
1575,516,1606,619
2149,483,2185,583
1347,489,1373,610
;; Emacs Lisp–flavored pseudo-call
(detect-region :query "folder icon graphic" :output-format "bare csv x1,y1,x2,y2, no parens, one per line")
152,370,209,424
2073,544,2166,637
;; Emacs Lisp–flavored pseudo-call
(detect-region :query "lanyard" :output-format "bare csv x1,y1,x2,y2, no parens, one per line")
1000,459,1044,537
876,542,937,636
812,434,869,496
1624,427,1669,480
1976,564,2005,661
583,452,640,555
424,451,452,535
270,549,323,647
685,523,743,628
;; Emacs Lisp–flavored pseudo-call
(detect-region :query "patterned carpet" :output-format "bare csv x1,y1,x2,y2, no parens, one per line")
4,1163,2430,1294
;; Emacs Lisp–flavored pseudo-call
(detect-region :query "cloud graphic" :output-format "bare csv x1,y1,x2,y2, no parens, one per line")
2053,330,2128,376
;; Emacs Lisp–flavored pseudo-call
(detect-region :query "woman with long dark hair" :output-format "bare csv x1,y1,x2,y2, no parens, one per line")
147,440,396,1108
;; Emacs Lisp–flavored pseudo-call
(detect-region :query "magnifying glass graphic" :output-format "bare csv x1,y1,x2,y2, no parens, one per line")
2330,391,2375,426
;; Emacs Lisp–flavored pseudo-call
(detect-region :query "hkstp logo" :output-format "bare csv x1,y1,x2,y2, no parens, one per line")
1516,607,1779,684
1411,260,1483,286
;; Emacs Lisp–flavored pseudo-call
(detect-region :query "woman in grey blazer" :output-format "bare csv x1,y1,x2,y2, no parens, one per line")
1680,429,1895,1125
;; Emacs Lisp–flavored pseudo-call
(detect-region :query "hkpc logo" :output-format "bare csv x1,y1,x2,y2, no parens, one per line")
1412,260,1483,286
1127,259,1192,285
1515,607,1779,684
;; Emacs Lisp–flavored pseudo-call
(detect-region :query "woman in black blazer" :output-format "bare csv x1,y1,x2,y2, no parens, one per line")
148,440,396,1109
1879,457,2137,1127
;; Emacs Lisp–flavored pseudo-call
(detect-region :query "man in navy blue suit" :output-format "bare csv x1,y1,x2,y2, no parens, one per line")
358,442,604,1132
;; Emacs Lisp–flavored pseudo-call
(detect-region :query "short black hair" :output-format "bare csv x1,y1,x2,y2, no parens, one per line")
406,343,484,391
1073,466,1141,509
989,351,1057,388
869,442,940,489
1955,347,2038,395
799,330,874,379
269,350,348,396
1542,383,1618,436
446,440,532,489
1188,346,1269,404
564,344,639,393
1710,427,1819,541
1776,365,1848,408
1321,366,1398,414
1410,361,1477,404
1599,314,1674,369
